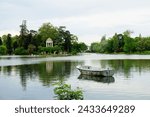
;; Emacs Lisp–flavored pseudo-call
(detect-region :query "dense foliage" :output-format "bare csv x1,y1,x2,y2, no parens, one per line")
90,30,150,54
54,83,83,100
0,45,7,55
0,21,87,55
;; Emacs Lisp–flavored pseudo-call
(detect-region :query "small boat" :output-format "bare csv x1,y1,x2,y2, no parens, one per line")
76,65,114,77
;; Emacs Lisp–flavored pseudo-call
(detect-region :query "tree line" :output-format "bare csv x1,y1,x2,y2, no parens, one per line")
0,21,87,55
90,30,150,54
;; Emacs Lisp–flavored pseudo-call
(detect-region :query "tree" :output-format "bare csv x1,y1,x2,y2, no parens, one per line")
19,20,29,48
90,42,101,52
123,30,133,37
0,37,2,45
123,30,134,53
12,35,19,51
30,30,40,48
23,33,32,49
123,36,135,53
106,39,113,53
14,47,28,55
38,22,60,46
64,30,72,52
58,27,72,53
78,42,88,52
117,34,124,51
1,35,7,45
0,45,7,55
99,40,108,53
135,37,146,52
112,33,119,52
20,20,29,36
28,44,36,54
6,34,12,55
71,42,80,54
13,41,19,51
101,35,106,42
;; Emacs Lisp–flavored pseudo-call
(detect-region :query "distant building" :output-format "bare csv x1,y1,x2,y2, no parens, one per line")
46,38,53,47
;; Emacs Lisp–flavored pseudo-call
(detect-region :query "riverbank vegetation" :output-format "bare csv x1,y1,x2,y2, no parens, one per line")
90,30,150,54
0,21,87,55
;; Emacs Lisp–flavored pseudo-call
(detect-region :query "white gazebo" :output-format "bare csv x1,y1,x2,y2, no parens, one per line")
46,38,53,47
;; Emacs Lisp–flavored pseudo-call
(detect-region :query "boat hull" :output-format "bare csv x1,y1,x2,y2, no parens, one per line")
77,66,114,77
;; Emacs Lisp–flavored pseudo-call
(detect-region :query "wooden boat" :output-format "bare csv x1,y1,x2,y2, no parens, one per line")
76,65,114,77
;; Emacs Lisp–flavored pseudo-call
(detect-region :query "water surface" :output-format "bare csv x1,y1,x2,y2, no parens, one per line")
0,53,150,100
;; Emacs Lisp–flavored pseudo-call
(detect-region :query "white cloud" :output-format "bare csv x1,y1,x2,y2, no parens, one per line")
1,0,150,44
50,8,150,28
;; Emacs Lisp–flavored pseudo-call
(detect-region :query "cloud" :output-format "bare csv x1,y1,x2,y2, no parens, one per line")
1,0,150,44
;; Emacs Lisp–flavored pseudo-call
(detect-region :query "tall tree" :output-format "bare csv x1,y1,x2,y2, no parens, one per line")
58,27,72,53
6,34,12,55
101,35,106,42
112,33,119,52
30,30,41,49
23,33,32,49
38,22,60,46
64,30,72,52
20,20,29,36
12,35,19,51
19,20,29,48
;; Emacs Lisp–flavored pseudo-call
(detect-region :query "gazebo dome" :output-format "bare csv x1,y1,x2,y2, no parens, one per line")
46,38,53,42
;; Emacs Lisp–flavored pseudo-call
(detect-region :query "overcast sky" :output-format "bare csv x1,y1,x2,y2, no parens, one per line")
1,0,150,45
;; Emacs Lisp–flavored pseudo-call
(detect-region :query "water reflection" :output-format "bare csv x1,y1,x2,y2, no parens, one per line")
46,61,53,73
78,75,115,83
1,66,12,76
100,60,150,78
0,61,73,90
1,59,150,89
1,55,150,99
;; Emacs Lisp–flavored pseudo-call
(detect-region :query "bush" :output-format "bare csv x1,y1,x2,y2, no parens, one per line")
38,46,61,54
28,44,36,54
71,50,78,55
54,83,83,100
38,47,53,54
14,47,28,55
0,45,7,55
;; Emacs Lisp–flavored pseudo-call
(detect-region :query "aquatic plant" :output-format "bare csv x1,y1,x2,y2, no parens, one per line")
54,83,83,100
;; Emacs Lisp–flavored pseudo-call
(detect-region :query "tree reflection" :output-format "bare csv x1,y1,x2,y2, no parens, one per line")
100,60,150,78
2,66,12,76
16,65,37,90
1,59,150,90
0,61,73,89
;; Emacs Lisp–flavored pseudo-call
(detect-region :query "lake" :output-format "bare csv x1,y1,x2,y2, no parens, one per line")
0,53,150,100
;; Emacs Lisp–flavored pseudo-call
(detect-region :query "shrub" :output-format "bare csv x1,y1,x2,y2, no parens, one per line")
54,83,83,100
71,50,77,55
0,45,7,55
14,47,28,55
28,44,36,54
